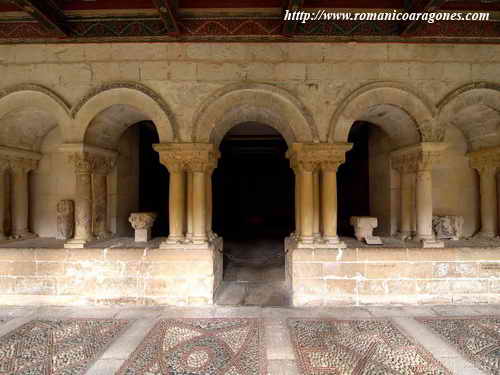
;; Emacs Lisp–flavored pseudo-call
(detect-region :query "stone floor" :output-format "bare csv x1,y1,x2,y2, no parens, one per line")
0,304,498,374
216,238,290,307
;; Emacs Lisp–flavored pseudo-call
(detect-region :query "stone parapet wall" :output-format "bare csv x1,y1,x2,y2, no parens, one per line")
287,247,500,306
0,243,223,306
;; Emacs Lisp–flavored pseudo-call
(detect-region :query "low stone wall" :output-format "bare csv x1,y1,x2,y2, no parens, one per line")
287,247,500,306
0,241,223,305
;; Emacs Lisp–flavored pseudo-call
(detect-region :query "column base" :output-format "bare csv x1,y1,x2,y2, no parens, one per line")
417,238,445,248
162,235,185,246
64,239,90,249
160,237,221,250
396,231,412,241
290,236,347,249
96,231,113,240
473,231,497,240
10,231,37,240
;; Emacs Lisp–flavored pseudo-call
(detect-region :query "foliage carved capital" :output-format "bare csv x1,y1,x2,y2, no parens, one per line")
468,146,500,174
391,142,448,173
287,143,352,173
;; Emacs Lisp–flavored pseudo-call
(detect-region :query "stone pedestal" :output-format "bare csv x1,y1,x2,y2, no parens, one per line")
129,212,157,242
350,216,379,242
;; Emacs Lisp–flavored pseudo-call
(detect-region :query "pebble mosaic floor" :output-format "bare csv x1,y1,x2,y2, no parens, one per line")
419,316,500,375
117,318,266,375
0,318,130,374
288,318,451,375
0,306,499,375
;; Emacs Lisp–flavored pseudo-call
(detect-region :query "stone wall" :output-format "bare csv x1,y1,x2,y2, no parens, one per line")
288,247,500,306
1,42,499,238
0,244,223,305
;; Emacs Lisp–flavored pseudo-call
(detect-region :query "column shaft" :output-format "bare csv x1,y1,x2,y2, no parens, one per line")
168,170,186,242
415,169,434,240
186,171,194,240
205,171,213,236
74,170,94,242
299,169,314,243
193,171,207,243
313,170,320,239
0,168,6,240
322,169,339,242
11,168,31,238
478,168,498,237
399,171,413,239
294,170,301,236
92,173,110,239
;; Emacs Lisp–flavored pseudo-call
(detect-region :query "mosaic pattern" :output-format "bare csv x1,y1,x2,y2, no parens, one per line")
419,316,500,375
288,318,450,375
0,318,130,374
118,318,266,375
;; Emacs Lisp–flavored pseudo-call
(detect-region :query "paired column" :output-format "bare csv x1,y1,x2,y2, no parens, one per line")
10,158,38,239
154,143,219,248
0,161,7,240
92,156,116,239
287,143,351,248
391,142,447,247
468,147,500,239
321,161,342,244
65,152,96,247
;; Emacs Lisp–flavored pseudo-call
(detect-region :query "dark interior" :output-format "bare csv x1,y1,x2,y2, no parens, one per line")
138,121,170,237
213,123,295,241
337,121,371,237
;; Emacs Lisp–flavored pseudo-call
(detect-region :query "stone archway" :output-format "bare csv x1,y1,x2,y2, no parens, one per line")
0,85,72,240
438,83,500,239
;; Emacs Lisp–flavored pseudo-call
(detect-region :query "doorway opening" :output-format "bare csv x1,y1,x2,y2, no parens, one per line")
338,121,393,239
114,120,169,238
213,122,294,306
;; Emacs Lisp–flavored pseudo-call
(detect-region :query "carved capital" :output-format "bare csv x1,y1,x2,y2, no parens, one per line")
287,143,352,173
129,212,157,230
93,155,117,175
68,152,98,174
468,146,500,174
153,143,220,173
9,157,38,173
391,142,448,173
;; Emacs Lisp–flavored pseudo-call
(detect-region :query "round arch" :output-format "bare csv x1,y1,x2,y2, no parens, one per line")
192,83,319,147
71,82,177,146
0,84,71,151
438,83,500,151
328,82,437,147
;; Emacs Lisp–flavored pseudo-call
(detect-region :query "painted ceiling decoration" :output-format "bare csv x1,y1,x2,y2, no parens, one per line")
0,0,498,43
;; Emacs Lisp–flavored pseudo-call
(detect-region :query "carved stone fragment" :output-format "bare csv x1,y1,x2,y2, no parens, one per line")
56,200,74,240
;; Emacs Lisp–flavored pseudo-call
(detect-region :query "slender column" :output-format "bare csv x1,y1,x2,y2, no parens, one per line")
166,165,186,243
313,169,320,240
415,168,434,241
399,171,413,240
65,153,95,247
298,163,315,244
293,168,301,237
0,161,8,240
186,170,194,241
321,162,341,244
477,166,498,238
10,159,37,239
192,168,207,244
92,156,115,239
205,168,214,238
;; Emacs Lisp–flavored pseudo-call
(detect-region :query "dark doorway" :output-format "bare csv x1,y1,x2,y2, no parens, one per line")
137,121,169,237
213,122,294,306
337,121,371,237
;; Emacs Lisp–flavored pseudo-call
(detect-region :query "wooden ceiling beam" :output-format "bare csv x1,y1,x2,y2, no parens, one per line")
400,0,447,35
282,0,304,36
9,0,68,36
151,0,180,36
